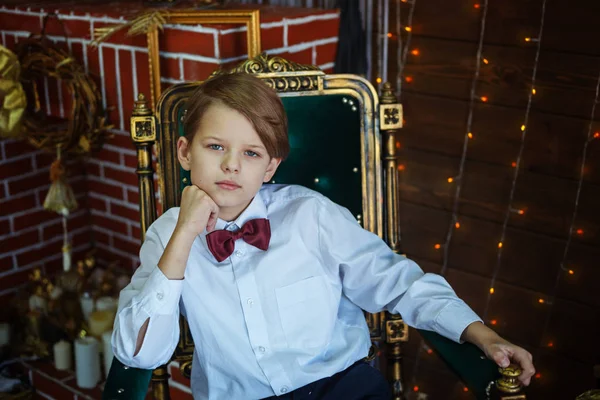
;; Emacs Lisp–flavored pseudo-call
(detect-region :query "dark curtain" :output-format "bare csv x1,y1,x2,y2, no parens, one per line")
333,0,367,75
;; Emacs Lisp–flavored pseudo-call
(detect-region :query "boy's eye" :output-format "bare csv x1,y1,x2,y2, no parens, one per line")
209,144,223,151
245,150,260,157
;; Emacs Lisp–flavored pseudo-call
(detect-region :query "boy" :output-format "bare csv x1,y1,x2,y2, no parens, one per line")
113,73,535,399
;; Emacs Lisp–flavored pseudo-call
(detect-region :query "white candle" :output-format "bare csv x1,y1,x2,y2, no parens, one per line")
29,294,47,313
102,331,114,378
96,296,118,313
0,323,9,346
75,337,100,389
80,295,94,322
53,340,72,371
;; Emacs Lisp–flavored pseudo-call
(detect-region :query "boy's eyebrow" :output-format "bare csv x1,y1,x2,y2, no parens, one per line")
202,136,223,142
246,144,266,150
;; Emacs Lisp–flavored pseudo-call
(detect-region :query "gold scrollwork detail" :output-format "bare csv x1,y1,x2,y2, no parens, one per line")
385,317,409,343
215,53,323,92
380,104,403,130
131,117,156,142
228,52,321,74
180,360,193,379
263,76,320,92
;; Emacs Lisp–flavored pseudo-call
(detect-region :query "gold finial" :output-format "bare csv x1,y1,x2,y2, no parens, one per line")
380,82,397,105
133,93,152,117
495,364,523,394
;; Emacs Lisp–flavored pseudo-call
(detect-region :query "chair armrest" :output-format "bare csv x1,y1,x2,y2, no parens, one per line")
102,357,153,400
417,329,499,399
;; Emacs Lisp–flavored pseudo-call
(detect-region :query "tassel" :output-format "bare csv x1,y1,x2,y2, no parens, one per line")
43,146,78,271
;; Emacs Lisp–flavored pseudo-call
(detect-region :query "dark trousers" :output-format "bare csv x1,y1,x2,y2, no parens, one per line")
262,360,391,400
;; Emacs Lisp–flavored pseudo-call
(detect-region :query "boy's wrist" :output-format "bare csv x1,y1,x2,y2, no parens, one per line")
461,321,500,349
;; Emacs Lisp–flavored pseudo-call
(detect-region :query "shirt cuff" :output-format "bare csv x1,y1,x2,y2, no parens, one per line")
434,301,483,343
135,267,183,318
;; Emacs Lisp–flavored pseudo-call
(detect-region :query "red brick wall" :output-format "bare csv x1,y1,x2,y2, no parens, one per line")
1,5,339,395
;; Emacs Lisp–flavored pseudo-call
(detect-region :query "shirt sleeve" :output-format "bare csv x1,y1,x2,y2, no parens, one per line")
317,199,482,343
111,217,184,369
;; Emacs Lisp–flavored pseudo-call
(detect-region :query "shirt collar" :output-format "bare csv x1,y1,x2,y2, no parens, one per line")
214,190,268,231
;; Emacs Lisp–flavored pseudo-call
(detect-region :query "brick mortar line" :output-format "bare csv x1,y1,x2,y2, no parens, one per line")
93,224,139,244
168,377,193,394
20,361,96,400
0,208,88,241
0,6,124,24
87,175,138,192
90,192,139,212
95,241,138,261
101,143,137,156
91,208,138,226
0,152,35,165
0,241,90,278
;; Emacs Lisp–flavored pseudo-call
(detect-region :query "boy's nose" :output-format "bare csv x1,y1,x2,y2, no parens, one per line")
221,153,240,173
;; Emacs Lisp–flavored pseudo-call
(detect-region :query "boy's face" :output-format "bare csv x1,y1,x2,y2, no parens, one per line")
177,102,281,222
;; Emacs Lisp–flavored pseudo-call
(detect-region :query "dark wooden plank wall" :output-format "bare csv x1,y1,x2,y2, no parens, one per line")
370,0,600,398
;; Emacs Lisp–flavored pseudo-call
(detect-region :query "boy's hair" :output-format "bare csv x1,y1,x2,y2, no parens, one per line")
183,73,289,160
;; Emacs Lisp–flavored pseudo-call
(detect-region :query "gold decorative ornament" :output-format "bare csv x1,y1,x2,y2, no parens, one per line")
0,45,27,138
90,10,170,48
16,17,112,154
214,53,323,93
577,390,600,400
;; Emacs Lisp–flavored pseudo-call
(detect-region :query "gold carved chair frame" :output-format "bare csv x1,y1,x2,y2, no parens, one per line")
130,54,406,399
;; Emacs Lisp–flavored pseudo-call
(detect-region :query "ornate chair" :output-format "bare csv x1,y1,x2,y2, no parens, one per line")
103,54,525,400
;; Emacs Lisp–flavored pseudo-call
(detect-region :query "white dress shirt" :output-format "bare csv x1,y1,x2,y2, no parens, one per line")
112,184,482,400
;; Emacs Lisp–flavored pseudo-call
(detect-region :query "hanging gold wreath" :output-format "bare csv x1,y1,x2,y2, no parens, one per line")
16,33,112,154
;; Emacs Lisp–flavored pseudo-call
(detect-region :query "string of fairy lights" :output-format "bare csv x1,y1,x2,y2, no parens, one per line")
537,71,600,356
404,0,490,392
438,0,490,278
483,0,548,321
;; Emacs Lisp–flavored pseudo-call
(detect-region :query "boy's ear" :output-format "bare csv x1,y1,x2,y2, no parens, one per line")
177,137,192,171
263,157,282,183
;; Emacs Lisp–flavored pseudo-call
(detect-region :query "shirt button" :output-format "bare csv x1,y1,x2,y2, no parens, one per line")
280,386,289,394
156,292,164,300
247,298,254,306
234,250,243,257
258,346,266,353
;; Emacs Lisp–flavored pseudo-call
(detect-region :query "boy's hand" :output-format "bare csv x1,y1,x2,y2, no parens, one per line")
462,322,535,386
176,185,220,236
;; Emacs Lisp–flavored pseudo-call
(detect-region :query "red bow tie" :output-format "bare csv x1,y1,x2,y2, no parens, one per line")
206,218,271,262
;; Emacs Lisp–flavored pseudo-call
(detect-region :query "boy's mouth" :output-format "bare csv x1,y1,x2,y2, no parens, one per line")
216,180,241,190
